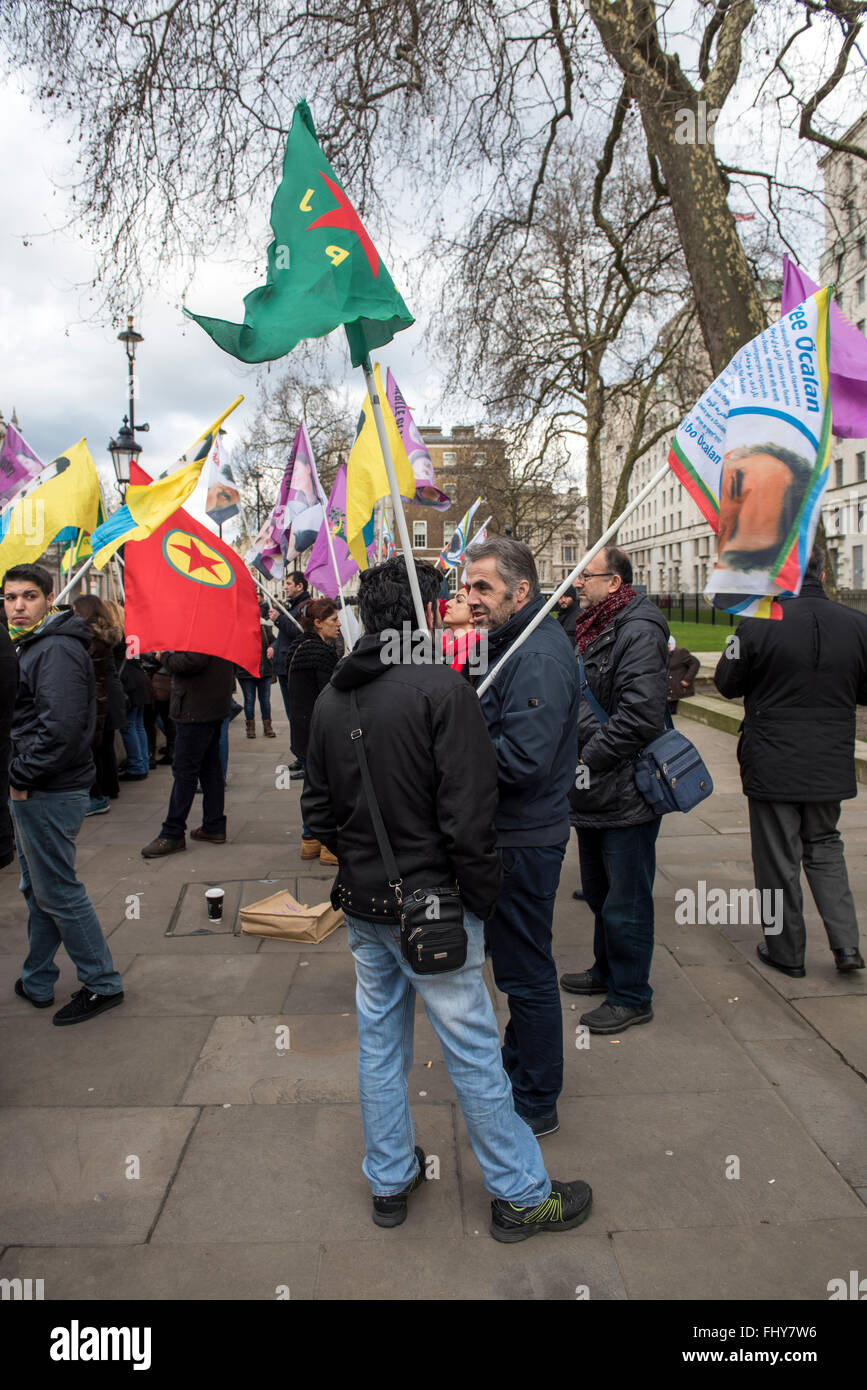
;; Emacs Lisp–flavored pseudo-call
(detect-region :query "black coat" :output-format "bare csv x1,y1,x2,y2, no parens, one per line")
237,617,274,681
288,635,338,760
714,579,867,801
9,610,96,793
473,595,580,847
569,594,670,828
301,633,501,923
115,640,153,709
272,595,308,675
0,623,17,867
163,652,236,724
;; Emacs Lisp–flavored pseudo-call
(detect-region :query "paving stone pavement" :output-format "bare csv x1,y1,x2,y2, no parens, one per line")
1,712,865,1301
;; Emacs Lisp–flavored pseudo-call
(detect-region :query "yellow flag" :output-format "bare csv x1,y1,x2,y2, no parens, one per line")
346,364,415,569
90,396,243,569
0,439,101,574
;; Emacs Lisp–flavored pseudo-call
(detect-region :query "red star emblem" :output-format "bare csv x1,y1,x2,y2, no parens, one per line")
306,171,380,279
172,537,222,577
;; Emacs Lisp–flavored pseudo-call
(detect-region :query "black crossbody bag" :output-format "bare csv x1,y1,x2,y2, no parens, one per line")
349,690,467,975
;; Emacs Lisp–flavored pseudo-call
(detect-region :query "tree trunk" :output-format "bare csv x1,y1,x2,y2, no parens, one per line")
584,372,605,545
632,93,767,375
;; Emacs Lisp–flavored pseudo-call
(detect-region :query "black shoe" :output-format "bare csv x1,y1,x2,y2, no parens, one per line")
833,948,865,972
580,1001,653,1035
287,760,304,774
156,752,174,765
53,987,124,1027
14,977,54,1008
191,827,227,844
572,889,586,901
371,1147,426,1228
119,771,148,782
756,942,805,978
519,1107,559,1138
491,1178,593,1243
560,971,607,995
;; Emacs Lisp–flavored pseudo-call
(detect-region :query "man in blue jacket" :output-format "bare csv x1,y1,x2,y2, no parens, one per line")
466,537,580,1138
4,563,124,1025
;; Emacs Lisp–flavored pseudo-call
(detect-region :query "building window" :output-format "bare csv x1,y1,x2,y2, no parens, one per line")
858,278,866,305
836,457,844,488
442,451,457,467
413,520,427,548
858,452,866,483
848,205,856,233
860,237,866,262
473,452,486,466
859,321,866,336
854,545,864,589
563,546,577,565
442,522,456,547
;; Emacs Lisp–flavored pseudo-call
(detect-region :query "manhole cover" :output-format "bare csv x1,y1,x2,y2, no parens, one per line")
165,876,334,936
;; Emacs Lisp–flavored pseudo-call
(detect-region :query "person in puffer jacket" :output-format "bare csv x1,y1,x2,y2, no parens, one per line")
560,546,669,1037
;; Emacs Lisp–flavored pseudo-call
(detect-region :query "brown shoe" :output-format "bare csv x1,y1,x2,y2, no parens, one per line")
191,827,227,844
245,719,256,738
141,836,186,858
319,847,338,866
301,838,322,859
263,719,276,738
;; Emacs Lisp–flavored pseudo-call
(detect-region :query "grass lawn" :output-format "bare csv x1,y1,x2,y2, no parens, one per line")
667,620,739,652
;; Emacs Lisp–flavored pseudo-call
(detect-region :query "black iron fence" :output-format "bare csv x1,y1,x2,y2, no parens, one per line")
648,593,737,626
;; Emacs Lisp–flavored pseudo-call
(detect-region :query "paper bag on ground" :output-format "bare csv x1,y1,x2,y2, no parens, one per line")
239,890,342,942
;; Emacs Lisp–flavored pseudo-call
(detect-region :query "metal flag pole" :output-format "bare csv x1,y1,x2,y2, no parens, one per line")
236,499,304,632
306,445,354,649
476,461,671,697
54,555,95,605
360,355,427,632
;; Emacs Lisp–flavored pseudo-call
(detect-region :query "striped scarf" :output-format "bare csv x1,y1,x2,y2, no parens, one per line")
573,585,636,654
8,605,60,643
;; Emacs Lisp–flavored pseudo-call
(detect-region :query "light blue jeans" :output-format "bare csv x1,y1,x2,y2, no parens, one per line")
121,706,149,775
346,908,551,1204
10,789,123,999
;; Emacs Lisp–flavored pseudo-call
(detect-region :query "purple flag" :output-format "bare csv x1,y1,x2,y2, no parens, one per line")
782,255,867,439
0,425,43,508
305,462,359,599
244,423,323,580
386,368,451,510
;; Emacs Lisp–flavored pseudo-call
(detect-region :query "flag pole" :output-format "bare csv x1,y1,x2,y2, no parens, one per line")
360,355,427,632
235,499,304,632
476,461,670,697
54,555,94,606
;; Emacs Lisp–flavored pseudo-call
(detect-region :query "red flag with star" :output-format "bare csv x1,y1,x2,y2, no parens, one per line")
124,461,261,675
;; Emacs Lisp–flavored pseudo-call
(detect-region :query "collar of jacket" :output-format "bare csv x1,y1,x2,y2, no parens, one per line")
782,579,826,601
486,593,549,657
580,592,649,656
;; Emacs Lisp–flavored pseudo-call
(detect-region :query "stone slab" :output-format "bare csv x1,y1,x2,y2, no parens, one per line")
680,964,816,1041
280,950,358,1014
727,931,867,998
455,1093,865,1236
151,1102,462,1244
181,1014,359,1105
790,995,867,1076
0,1242,320,1300
315,1235,628,1301
612,1219,867,1300
0,1107,198,1245
118,954,299,1016
0,1015,212,1107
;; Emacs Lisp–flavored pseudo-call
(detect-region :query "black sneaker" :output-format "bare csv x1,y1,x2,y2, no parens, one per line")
52,987,124,1027
14,977,54,1008
579,1001,653,1035
371,1146,426,1228
560,971,607,995
491,1178,593,1243
519,1107,559,1138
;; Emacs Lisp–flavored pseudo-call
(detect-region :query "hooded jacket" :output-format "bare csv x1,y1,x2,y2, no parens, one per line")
714,578,867,801
473,595,580,847
569,593,669,828
9,609,96,793
163,651,236,724
287,634,338,760
301,631,501,923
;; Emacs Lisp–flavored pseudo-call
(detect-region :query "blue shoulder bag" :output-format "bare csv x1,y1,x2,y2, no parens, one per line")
578,654,713,815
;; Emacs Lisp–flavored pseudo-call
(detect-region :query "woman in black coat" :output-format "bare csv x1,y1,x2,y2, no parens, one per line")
287,598,340,765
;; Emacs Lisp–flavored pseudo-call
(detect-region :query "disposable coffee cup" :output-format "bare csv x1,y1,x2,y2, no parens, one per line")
206,888,225,921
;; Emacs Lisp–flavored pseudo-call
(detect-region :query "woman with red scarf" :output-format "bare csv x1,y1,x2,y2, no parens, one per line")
440,586,479,672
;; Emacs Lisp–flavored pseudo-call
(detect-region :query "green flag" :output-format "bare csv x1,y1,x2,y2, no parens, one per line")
184,100,414,367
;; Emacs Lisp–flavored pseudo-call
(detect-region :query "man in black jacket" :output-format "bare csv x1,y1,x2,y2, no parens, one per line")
4,563,124,1025
0,617,16,870
714,546,867,977
302,556,592,1242
560,546,669,1035
141,651,235,857
270,570,308,772
465,537,580,1137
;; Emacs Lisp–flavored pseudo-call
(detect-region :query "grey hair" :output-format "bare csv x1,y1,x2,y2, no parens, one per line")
466,535,540,599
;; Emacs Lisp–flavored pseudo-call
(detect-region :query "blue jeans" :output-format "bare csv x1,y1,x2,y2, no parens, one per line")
218,715,230,782
121,706,149,775
239,676,272,722
576,819,661,1008
486,842,567,1118
10,789,122,999
346,909,550,1204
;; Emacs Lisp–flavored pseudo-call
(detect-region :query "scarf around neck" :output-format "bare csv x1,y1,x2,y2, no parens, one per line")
574,584,636,654
9,605,60,644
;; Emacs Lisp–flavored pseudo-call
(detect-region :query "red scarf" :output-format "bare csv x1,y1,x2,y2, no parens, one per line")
574,584,636,654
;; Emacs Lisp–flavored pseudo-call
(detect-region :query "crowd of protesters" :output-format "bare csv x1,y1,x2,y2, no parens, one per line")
4,534,866,1240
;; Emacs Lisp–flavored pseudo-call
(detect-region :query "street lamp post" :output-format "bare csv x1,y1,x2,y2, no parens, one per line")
109,314,149,501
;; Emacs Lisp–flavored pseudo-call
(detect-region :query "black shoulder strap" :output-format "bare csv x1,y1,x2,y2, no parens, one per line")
349,689,403,900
